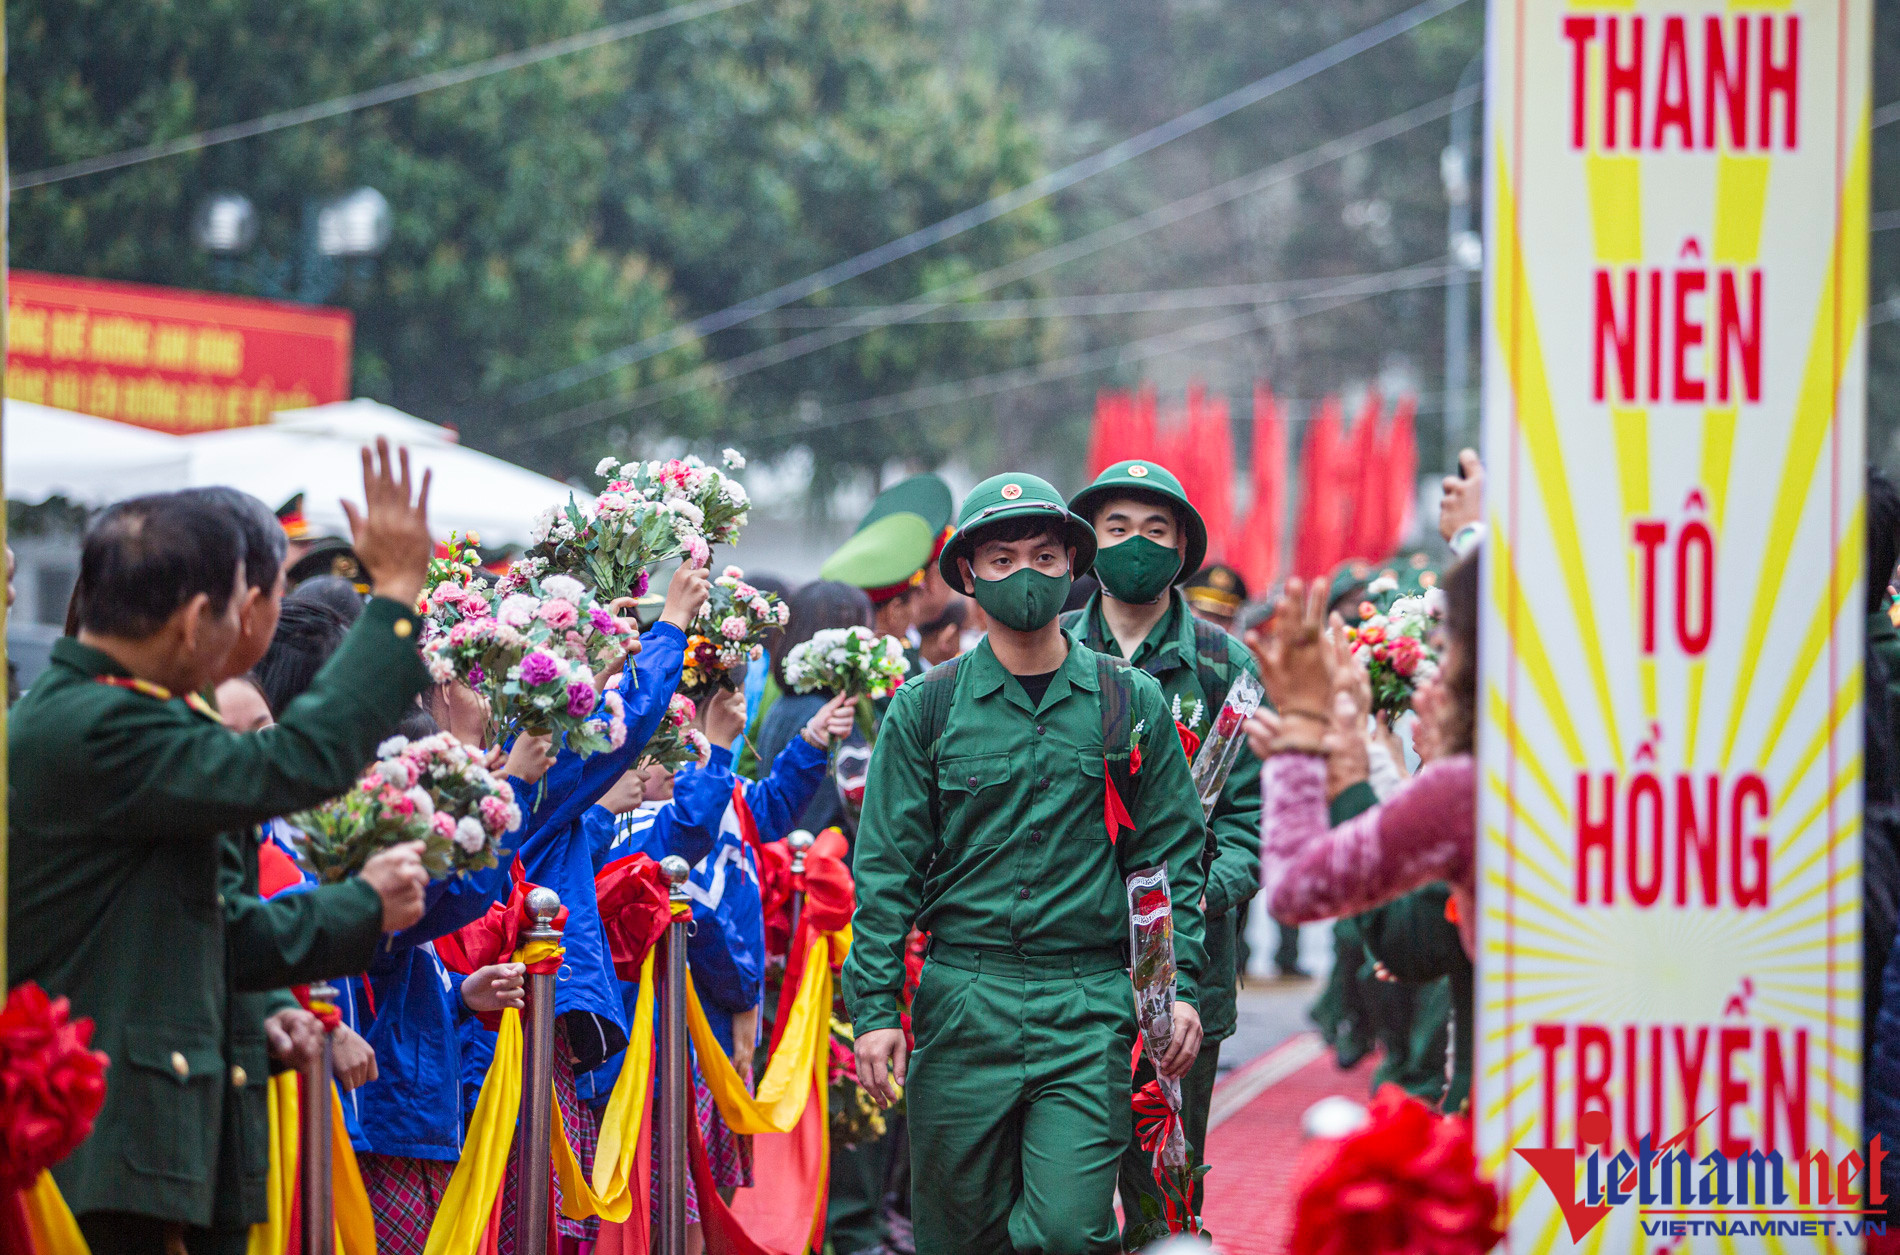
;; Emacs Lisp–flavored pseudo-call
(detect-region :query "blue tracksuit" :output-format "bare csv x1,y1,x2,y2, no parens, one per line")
575,735,827,1107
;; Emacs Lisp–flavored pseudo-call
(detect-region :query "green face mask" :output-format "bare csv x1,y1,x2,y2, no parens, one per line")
970,566,1073,632
1092,534,1182,604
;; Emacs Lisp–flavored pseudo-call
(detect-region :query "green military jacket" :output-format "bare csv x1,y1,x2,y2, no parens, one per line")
8,596,427,1228
1063,592,1262,1042
842,636,1208,1034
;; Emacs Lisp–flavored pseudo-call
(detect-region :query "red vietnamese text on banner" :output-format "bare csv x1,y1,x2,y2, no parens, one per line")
5,270,352,434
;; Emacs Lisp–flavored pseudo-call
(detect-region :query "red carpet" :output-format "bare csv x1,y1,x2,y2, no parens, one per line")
1199,1034,1374,1255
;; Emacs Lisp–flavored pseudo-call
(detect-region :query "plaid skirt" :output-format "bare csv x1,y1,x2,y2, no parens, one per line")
700,1062,753,1189
361,1153,456,1255
500,1033,602,1251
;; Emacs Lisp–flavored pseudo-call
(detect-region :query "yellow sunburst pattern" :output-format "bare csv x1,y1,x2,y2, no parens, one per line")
1476,2,1870,1251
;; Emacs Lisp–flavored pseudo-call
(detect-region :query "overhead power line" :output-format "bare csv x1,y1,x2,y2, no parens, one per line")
743,260,1456,441
12,0,761,191
506,0,1476,404
500,84,1476,446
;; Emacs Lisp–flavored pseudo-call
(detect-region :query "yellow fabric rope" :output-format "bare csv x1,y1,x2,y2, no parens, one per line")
21,1171,89,1255
244,1071,299,1255
683,929,844,1135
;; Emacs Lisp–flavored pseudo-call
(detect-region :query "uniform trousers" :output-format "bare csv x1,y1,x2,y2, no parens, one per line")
906,944,1134,1255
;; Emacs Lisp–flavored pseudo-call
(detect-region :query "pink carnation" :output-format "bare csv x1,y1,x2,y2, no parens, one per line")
590,607,619,635
518,651,561,687
479,795,516,834
431,811,457,840
719,615,748,641
567,682,596,718
538,598,578,630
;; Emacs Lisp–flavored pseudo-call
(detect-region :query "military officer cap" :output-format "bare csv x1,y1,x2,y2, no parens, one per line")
821,473,955,605
1067,459,1208,582
275,493,312,542
938,472,1098,585
287,539,367,591
1182,562,1247,618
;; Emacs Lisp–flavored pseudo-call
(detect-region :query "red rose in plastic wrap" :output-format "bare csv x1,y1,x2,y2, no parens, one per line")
0,983,110,1192
1290,1086,1502,1255
1214,705,1242,738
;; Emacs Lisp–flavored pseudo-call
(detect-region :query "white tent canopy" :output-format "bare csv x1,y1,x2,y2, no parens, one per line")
4,400,191,506
3,398,589,548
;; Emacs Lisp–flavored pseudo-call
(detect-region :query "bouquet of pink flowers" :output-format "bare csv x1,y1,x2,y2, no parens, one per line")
294,732,522,882
421,572,632,755
681,566,790,697
1344,589,1443,721
639,693,709,772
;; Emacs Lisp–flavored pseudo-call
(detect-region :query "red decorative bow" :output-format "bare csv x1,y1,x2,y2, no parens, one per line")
1131,1078,1199,1235
761,828,857,1051
0,983,108,1195
435,859,569,1028
1289,1085,1503,1255
595,853,674,980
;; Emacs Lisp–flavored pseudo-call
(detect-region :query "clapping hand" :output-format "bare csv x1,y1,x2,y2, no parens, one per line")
1244,579,1336,736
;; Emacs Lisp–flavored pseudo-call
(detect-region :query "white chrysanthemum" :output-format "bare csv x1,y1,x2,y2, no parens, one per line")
541,574,586,604
377,735,411,759
376,760,409,788
722,447,746,470
454,815,488,854
529,506,560,545
596,456,621,477
405,787,435,819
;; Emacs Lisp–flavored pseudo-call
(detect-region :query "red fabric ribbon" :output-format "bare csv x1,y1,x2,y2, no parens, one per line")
434,859,569,1028
595,853,674,980
1104,776,1135,846
1289,1085,1503,1255
292,986,343,1033
1131,1078,1196,1232
0,983,109,1197
763,829,855,1052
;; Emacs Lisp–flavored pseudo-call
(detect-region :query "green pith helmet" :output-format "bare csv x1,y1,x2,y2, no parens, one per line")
1067,459,1209,582
938,473,1098,585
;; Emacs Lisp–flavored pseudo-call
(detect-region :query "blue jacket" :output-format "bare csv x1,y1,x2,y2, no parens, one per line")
466,623,686,1085
575,735,826,1107
259,823,512,1157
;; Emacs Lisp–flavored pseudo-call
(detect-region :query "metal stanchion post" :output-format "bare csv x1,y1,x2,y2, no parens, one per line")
300,980,339,1255
658,855,692,1255
787,829,813,938
515,887,563,1255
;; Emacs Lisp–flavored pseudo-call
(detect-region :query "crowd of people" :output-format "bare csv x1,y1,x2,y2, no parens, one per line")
35,423,1876,1255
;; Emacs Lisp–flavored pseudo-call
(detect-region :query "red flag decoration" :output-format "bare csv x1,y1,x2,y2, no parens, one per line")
1232,382,1286,593
1185,386,1234,566
1382,395,1419,557
1342,390,1386,564
1292,398,1345,578
1087,386,1163,474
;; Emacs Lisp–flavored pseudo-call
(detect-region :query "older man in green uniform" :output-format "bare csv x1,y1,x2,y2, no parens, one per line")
846,473,1208,1255
1061,459,1262,1235
9,444,436,1253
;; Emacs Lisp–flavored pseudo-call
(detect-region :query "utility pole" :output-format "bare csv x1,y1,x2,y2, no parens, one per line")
1440,55,1483,468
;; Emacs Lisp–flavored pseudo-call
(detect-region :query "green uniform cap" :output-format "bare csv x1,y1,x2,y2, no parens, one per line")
1067,460,1208,582
938,472,1098,584
820,510,938,591
855,472,954,536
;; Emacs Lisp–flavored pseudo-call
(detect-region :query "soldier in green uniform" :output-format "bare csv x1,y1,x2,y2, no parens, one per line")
845,473,1208,1255
1061,459,1262,1234
9,444,437,1254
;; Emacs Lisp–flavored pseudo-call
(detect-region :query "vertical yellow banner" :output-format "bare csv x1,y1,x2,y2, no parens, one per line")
1477,1,1872,1249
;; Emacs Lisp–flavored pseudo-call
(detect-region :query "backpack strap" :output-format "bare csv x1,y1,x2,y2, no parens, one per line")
1096,652,1144,842
913,655,965,765
1187,614,1236,714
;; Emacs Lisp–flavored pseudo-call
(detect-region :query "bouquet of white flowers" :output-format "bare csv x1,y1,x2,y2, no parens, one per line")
782,626,909,745
293,733,521,882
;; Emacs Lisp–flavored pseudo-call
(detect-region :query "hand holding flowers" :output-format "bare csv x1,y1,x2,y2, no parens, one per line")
293,732,523,883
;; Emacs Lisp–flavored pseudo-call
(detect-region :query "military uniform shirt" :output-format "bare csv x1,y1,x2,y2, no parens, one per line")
843,636,1208,1033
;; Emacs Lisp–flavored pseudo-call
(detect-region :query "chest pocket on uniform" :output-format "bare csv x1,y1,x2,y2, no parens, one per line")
937,753,1012,843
